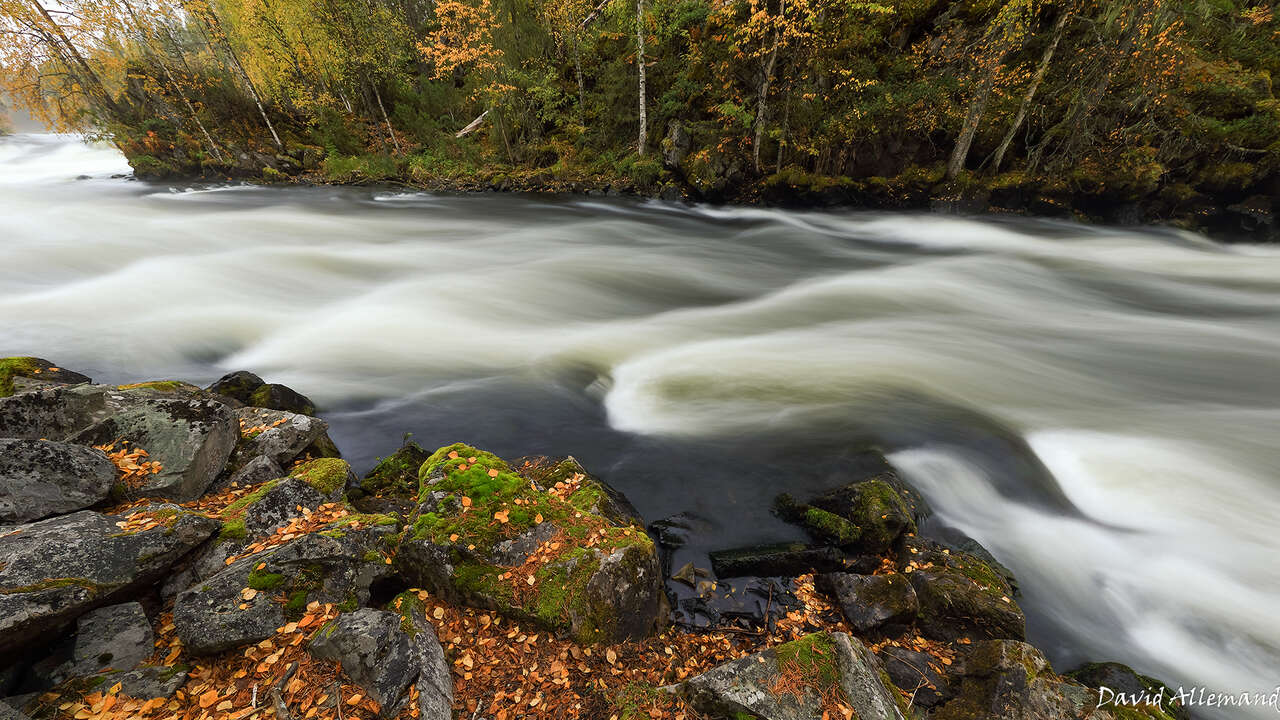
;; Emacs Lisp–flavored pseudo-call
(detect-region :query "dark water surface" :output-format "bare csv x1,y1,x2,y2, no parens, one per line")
4,134,1280,718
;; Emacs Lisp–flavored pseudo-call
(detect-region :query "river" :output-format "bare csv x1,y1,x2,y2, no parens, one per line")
3,133,1279,717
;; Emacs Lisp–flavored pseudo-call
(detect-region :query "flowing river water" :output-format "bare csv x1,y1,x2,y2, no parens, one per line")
3,133,1279,717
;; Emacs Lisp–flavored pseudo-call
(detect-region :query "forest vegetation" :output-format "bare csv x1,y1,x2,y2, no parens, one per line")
1,0,1277,234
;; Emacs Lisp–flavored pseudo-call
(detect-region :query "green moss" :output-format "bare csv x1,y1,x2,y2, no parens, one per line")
609,683,683,720
247,568,286,591
116,380,195,393
802,507,861,546
453,562,514,603
319,529,346,539
409,444,656,643
289,458,351,496
774,633,841,695
362,550,381,563
218,519,247,542
0,577,101,596
853,479,914,547
391,590,427,637
284,590,308,619
0,357,43,397
222,479,279,517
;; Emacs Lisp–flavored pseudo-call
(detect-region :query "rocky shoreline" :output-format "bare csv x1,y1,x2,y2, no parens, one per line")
0,356,1188,720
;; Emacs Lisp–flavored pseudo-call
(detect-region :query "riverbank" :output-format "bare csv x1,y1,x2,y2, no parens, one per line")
0,357,1189,720
125,138,1279,244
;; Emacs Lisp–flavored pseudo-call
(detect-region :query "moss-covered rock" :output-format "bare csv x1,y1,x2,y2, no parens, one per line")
905,543,1025,643
775,449,924,554
174,524,396,655
929,640,1160,720
362,442,433,497
289,457,355,497
682,631,908,720
0,357,90,398
395,443,666,644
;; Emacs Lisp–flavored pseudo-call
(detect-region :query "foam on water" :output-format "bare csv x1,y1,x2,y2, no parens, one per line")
3,135,1279,717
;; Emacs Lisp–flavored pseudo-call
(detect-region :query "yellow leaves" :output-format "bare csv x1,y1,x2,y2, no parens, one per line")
493,509,510,524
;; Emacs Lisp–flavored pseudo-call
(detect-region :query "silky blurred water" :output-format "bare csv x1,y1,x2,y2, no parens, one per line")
3,133,1279,717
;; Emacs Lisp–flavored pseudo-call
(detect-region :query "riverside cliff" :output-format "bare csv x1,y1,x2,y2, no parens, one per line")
0,355,1187,720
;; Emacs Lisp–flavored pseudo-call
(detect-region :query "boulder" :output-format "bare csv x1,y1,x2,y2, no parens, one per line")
223,454,284,490
816,572,918,633
709,543,850,579
308,607,451,719
0,509,219,656
932,640,1105,720
287,458,356,497
0,384,239,502
877,646,954,709
66,387,238,501
233,407,328,468
775,449,926,554
682,631,907,720
904,543,1025,643
0,439,117,524
173,524,396,655
59,602,153,679
395,444,666,644
242,478,327,538
1068,662,1189,720
0,385,111,441
249,383,316,416
0,357,90,398
206,371,265,406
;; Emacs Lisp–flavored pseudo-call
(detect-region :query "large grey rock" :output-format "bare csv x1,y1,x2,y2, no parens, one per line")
174,525,396,655
67,388,237,501
61,602,154,678
0,439,117,524
0,384,110,441
222,454,284,490
0,509,218,656
816,572,918,633
243,478,326,538
682,631,906,720
0,384,237,502
308,608,451,718
232,407,328,468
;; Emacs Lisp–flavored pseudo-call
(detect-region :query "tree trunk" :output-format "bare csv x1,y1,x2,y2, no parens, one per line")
947,58,1000,179
988,7,1069,172
752,0,784,173
195,3,283,149
26,0,121,118
635,0,647,155
1028,0,1159,172
120,0,223,161
373,85,400,152
573,36,586,126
